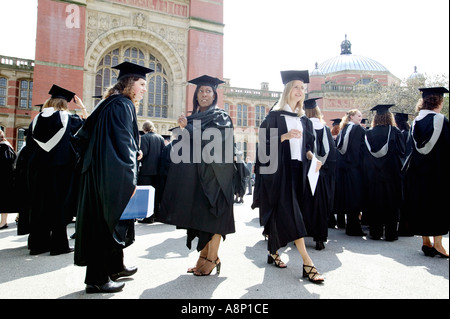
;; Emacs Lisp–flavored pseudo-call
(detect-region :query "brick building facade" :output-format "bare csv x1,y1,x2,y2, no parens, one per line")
1,2,401,159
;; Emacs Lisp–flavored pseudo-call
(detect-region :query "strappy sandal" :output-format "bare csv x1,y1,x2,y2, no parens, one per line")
267,253,287,268
194,257,221,276
303,265,324,284
187,256,207,273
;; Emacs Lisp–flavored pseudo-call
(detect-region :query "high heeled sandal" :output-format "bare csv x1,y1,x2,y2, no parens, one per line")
187,256,207,273
267,253,287,268
193,257,221,276
303,265,324,284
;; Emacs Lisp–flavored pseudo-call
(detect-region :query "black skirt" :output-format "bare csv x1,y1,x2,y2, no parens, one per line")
264,160,307,254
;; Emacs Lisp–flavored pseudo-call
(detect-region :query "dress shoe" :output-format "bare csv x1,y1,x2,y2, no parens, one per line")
86,280,125,294
422,245,434,257
430,247,449,258
0,224,8,230
50,247,74,256
110,266,138,281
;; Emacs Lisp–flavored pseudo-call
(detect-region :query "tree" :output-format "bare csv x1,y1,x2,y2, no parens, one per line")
354,73,449,123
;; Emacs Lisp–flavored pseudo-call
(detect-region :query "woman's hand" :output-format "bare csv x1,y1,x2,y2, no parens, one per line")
74,95,88,119
281,129,302,142
178,112,187,129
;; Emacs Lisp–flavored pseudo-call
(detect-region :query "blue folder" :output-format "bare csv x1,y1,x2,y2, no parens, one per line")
120,186,155,220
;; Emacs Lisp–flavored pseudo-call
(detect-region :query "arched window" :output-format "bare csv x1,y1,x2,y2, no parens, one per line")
95,47,170,119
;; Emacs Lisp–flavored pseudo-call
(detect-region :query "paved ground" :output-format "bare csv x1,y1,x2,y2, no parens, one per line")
0,193,448,300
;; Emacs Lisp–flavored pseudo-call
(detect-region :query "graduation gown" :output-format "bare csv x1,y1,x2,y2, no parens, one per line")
252,110,315,254
334,123,366,233
18,108,84,253
0,142,16,213
302,121,336,242
403,112,449,236
363,125,405,240
74,94,140,267
159,106,235,251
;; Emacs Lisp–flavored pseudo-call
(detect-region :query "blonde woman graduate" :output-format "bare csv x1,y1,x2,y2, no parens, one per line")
252,71,324,284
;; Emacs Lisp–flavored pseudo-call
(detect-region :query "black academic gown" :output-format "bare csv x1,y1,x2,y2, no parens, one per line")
0,143,16,213
334,123,366,235
302,123,336,242
403,113,449,236
74,94,140,277
252,110,315,254
159,106,235,251
363,125,405,240
19,109,84,254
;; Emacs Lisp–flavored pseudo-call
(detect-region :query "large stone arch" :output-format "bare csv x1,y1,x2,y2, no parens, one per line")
83,27,187,122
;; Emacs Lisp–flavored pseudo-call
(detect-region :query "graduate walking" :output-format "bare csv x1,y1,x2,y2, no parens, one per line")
403,87,449,258
160,75,235,277
363,104,405,241
74,62,153,293
252,71,324,284
303,98,337,250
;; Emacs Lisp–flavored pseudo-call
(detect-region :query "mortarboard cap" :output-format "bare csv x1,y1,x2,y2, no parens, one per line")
188,75,225,89
331,118,342,126
394,112,410,122
304,97,322,109
370,104,395,115
418,87,449,98
112,61,154,81
361,118,368,124
281,70,310,85
48,85,75,102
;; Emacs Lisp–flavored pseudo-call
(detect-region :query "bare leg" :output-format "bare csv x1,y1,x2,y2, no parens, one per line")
187,245,208,273
0,214,7,228
433,236,449,257
294,238,324,282
194,234,221,275
422,236,432,248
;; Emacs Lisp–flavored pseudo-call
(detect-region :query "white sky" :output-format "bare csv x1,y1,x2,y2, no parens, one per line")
1,0,449,92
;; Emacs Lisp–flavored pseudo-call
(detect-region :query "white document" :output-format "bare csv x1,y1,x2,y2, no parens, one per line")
308,156,320,196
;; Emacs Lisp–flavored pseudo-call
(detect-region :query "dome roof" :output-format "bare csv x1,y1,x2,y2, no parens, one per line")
317,35,389,74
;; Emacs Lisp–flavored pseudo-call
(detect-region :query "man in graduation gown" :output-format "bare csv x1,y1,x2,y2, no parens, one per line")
74,62,153,293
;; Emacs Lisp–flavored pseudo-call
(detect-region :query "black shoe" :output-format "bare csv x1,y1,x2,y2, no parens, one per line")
430,247,449,258
138,217,154,224
86,280,125,294
0,224,8,230
110,266,138,281
50,247,74,256
422,245,434,257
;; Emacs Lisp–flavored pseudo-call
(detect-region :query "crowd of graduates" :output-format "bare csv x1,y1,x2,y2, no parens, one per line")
0,64,448,293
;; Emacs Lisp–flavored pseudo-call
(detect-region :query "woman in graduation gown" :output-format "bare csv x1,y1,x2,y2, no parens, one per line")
74,62,152,293
0,129,16,230
252,71,324,284
363,104,405,241
160,75,235,276
20,85,87,255
334,109,366,236
303,98,337,250
403,87,449,258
